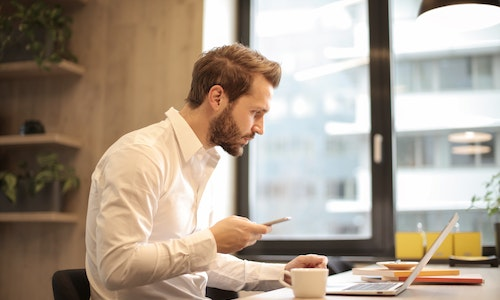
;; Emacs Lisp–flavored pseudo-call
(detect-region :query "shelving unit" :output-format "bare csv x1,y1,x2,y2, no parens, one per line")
0,133,81,222
0,60,85,79
0,1,87,299
0,212,78,223
0,133,81,149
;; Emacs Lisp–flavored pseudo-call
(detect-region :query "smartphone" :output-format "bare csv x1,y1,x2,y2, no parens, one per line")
262,216,291,226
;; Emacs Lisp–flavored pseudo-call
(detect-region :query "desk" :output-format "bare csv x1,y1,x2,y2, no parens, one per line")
239,266,500,299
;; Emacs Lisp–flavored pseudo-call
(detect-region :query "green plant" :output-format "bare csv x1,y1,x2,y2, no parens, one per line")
0,0,77,68
471,172,500,218
0,170,17,203
0,152,79,204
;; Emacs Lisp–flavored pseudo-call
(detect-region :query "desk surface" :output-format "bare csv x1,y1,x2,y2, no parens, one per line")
239,266,500,299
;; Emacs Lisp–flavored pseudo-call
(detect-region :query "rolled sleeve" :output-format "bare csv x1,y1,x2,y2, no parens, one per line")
182,229,218,271
206,254,286,292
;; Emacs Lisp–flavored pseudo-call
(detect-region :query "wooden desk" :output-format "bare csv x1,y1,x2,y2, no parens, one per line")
239,266,500,299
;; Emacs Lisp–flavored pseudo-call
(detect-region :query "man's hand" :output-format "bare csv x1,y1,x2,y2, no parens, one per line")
210,216,271,253
283,254,329,284
285,254,328,270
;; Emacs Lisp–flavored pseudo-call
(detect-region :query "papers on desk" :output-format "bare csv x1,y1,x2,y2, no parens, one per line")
361,274,484,284
352,267,460,277
354,267,484,285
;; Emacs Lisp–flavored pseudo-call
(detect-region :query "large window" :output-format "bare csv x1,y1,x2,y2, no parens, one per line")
392,0,500,244
237,0,500,257
237,0,393,257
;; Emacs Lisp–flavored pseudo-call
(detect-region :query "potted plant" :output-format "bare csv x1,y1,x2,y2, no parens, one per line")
470,172,500,258
0,0,77,69
0,152,79,211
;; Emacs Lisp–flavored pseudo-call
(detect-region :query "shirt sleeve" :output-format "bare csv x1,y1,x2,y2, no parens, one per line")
206,254,286,292
94,146,217,290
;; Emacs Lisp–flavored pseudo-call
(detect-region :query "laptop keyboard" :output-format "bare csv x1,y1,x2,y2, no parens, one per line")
344,282,400,291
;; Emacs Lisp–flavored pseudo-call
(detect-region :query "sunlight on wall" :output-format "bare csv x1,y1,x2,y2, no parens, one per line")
202,0,237,221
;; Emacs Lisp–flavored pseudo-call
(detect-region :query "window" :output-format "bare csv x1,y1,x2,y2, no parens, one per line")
392,0,500,244
237,0,500,257
237,0,393,257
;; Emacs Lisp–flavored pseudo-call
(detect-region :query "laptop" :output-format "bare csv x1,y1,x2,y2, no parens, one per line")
326,212,459,296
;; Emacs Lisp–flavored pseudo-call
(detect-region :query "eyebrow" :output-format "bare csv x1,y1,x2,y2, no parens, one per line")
255,106,269,114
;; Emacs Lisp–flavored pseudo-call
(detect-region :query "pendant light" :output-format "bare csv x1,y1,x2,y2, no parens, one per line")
417,0,500,31
448,131,493,155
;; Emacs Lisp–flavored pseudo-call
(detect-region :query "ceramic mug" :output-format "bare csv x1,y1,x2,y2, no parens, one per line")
279,268,329,298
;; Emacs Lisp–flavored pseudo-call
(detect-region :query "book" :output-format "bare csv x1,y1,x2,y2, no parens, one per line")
361,274,484,285
391,274,483,284
352,267,460,277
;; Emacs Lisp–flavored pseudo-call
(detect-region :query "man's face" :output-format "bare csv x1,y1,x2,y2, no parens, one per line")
209,74,273,156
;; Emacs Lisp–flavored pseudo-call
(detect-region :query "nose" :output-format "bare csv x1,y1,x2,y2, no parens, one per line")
252,119,264,135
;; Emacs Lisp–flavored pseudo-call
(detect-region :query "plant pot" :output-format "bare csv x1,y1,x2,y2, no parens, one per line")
1,28,54,63
0,180,62,212
1,41,34,62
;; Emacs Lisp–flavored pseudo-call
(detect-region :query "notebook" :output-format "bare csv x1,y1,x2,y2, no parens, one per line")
326,212,459,296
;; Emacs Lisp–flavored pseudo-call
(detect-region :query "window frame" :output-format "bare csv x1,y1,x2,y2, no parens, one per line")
235,0,396,258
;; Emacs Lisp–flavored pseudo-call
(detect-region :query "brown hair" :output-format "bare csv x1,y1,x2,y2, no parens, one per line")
185,43,281,107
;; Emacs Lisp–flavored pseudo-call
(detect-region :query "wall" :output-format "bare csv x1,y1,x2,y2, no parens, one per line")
202,0,238,222
0,0,203,299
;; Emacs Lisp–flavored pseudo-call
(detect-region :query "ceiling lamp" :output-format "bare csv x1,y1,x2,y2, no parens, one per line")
452,145,491,155
417,0,500,31
448,131,493,143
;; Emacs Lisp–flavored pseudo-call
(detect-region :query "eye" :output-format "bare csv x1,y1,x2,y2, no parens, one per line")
253,110,265,118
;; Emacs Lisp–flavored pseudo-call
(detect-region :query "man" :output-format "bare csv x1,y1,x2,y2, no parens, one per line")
85,43,327,299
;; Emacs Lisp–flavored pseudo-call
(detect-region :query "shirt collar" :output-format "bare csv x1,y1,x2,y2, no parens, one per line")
165,107,219,162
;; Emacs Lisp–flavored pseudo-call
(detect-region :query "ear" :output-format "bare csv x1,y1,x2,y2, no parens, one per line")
207,85,225,111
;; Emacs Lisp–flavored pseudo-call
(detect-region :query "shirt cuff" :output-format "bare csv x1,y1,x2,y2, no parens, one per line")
187,229,218,271
258,262,286,280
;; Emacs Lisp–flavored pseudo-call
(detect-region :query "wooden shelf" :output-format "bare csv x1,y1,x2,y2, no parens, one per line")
0,60,85,78
0,133,81,149
48,0,88,4
8,0,89,5
0,212,78,223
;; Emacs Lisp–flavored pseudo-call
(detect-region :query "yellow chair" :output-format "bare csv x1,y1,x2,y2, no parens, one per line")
453,232,482,256
395,232,425,259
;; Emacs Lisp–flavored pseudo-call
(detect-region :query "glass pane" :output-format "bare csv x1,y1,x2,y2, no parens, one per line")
391,0,500,245
249,0,371,240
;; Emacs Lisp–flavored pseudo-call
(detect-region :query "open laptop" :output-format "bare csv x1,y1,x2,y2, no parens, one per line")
326,212,459,296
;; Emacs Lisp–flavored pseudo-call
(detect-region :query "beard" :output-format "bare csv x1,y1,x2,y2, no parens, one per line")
208,105,251,157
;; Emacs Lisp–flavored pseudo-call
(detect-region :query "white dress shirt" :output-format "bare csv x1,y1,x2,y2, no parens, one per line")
85,107,285,299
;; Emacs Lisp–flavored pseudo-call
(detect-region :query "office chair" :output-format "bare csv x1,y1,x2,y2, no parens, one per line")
206,287,239,299
52,268,90,300
51,268,238,299
327,256,353,274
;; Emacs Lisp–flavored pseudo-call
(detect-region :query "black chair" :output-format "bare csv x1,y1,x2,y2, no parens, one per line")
51,268,238,299
206,287,239,299
52,268,91,300
327,256,353,275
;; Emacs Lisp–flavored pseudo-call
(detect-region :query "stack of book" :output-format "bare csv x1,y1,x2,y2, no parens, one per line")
352,267,484,284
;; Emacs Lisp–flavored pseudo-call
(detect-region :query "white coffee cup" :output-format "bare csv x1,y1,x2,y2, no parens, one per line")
279,268,329,298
